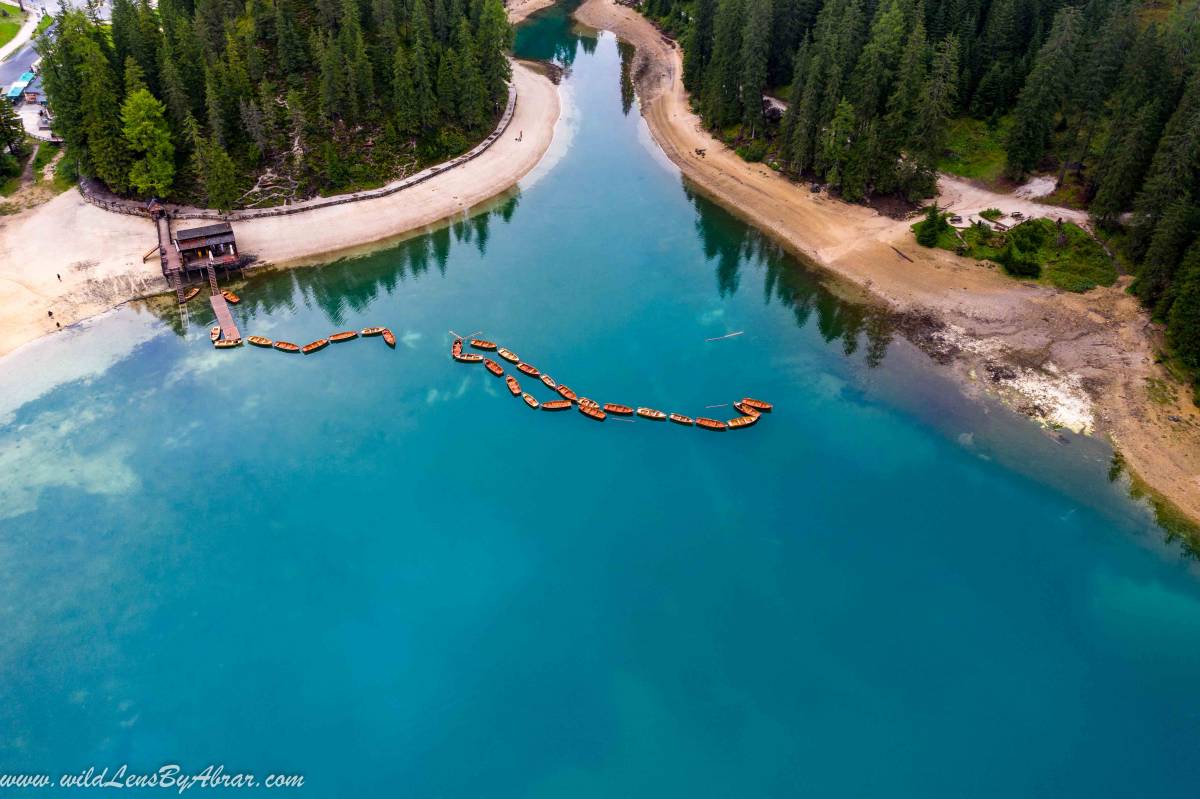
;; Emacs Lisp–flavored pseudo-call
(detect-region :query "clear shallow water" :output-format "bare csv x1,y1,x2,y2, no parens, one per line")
2,6,1200,795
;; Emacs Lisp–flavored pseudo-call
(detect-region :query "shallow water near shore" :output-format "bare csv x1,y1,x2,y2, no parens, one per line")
2,5,1200,795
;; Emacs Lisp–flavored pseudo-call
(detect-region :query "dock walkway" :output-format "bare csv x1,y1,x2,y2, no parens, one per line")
209,293,240,341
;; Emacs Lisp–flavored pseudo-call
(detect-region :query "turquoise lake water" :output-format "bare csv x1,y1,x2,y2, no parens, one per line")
2,5,1200,795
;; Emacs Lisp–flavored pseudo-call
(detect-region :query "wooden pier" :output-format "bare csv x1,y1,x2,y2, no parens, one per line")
209,292,240,341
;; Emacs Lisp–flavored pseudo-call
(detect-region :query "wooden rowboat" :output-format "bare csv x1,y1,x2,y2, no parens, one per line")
497,347,520,363
302,339,329,354
579,404,607,421
577,397,600,409
182,286,201,303
505,375,521,396
451,339,463,355
727,415,758,429
330,331,358,343
696,417,728,431
516,362,540,378
209,325,221,342
274,340,300,353
214,338,241,349
741,397,773,412
636,407,667,420
556,384,578,402
247,335,273,347
361,326,386,336
221,289,240,304
483,358,504,376
669,413,694,426
603,403,633,416
522,392,540,409
471,339,497,350
733,401,761,417
542,400,572,411
382,329,396,347
454,352,483,363
540,374,557,390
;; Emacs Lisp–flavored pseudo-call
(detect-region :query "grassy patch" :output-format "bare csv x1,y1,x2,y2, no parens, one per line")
31,142,58,181
913,215,1117,292
939,115,1011,186
34,11,50,35
980,207,1002,221
1145,376,1176,406
0,1,26,50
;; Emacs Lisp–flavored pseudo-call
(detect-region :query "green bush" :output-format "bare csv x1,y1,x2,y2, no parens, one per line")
915,205,948,247
980,207,1002,221
736,139,768,162
997,238,1041,277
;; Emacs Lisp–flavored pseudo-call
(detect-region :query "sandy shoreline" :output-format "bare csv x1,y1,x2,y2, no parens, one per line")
506,0,558,24
574,0,1200,528
0,59,558,361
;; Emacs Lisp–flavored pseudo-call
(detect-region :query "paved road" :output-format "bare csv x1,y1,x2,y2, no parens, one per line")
0,30,44,86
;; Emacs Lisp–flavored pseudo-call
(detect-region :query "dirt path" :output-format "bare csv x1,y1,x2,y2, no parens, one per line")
575,0,1200,529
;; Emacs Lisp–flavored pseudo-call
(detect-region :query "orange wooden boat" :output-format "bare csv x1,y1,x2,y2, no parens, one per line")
221,289,240,304
214,338,241,349
182,287,200,303
497,347,520,363
209,325,221,342
505,375,521,396
451,339,463,355
636,407,667,420
669,413,694,426
302,338,329,354
381,329,396,348
517,362,540,378
579,404,607,421
247,335,273,347
727,415,758,429
741,397,773,412
454,352,483,363
330,331,358,343
540,374,557,390
577,397,600,409
470,339,497,351
522,392,540,409
361,326,386,336
274,340,300,353
733,401,761,417
542,400,572,411
556,384,578,402
483,358,504,376
603,403,633,416
696,417,728,431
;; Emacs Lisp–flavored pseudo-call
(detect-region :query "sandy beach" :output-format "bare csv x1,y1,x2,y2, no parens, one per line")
574,0,1200,527
0,59,559,360
506,0,558,25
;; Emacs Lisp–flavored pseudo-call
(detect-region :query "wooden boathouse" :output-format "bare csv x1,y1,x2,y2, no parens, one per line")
173,222,240,270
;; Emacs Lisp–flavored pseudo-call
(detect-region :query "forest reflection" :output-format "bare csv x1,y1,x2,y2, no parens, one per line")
683,183,894,367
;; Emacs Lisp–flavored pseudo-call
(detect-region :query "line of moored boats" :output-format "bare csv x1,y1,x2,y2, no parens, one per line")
211,324,397,352
452,337,772,429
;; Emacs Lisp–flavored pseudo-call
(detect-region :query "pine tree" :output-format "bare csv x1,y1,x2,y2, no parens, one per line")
684,0,717,92
410,36,437,131
122,88,175,195
1167,241,1200,372
437,48,459,122
849,0,905,121
79,37,130,192
1004,7,1082,179
454,19,487,130
393,45,420,135
740,0,773,136
702,0,746,129
475,0,512,107
200,136,239,212
0,101,24,157
911,35,958,177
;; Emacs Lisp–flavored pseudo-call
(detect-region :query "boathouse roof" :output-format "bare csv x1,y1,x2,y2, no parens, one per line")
176,222,233,242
